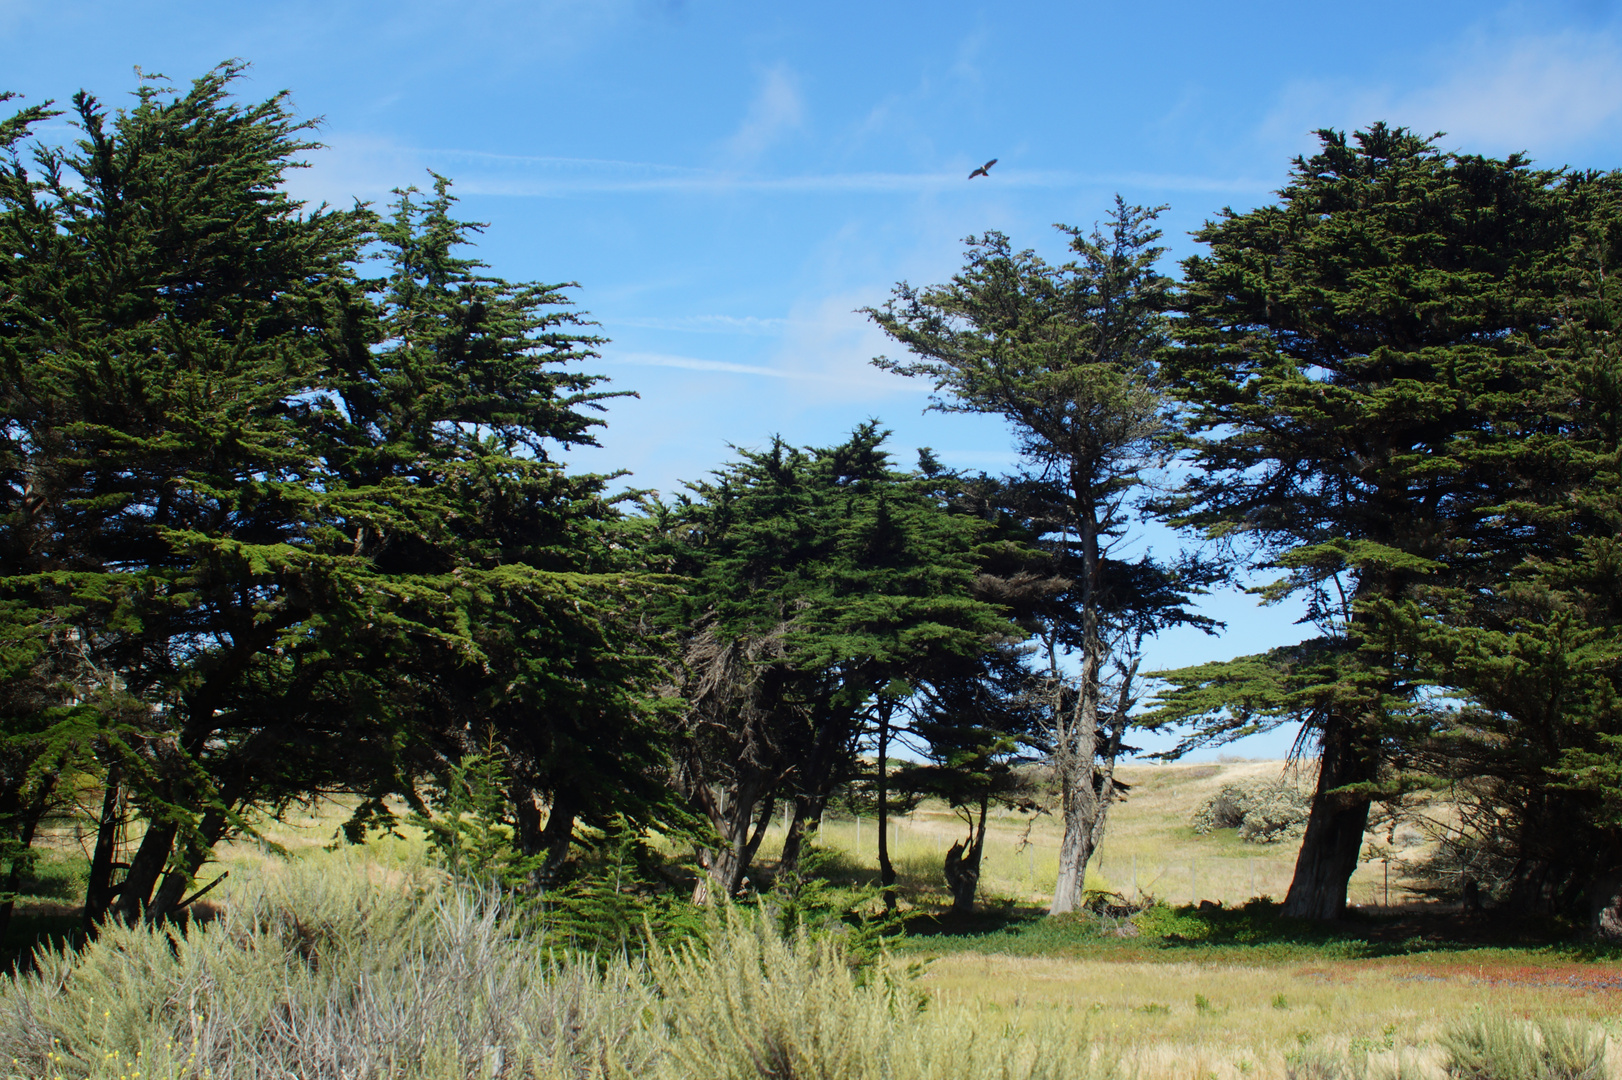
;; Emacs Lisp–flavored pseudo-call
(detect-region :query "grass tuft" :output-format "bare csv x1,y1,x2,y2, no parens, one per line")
1438,1014,1606,1080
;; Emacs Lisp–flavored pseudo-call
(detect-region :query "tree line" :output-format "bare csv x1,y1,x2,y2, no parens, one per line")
2,66,1620,941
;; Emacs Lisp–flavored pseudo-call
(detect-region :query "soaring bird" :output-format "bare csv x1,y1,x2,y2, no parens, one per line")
968,158,998,179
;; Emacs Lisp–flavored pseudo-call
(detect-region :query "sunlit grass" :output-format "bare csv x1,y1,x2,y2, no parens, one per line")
918,951,1622,1080
751,760,1392,911
11,761,1622,1079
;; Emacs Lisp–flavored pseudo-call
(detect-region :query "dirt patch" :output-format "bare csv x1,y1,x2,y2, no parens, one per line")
1375,960,1622,995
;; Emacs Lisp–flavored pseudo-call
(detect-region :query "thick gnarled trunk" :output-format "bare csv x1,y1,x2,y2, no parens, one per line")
1282,711,1376,920
693,780,773,902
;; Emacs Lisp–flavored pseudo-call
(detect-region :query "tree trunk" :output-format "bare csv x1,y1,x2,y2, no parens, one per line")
1051,489,1105,916
83,767,124,930
512,781,545,856
944,793,989,914
692,779,768,902
145,807,230,924
1081,652,1140,892
108,820,178,926
537,787,580,889
1281,710,1376,920
876,701,896,910
779,790,830,875
777,703,856,877
1050,641,1102,914
0,782,53,949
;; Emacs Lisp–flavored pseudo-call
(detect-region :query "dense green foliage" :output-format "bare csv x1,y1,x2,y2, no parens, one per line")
644,423,1014,900
4,60,1622,949
1148,125,1604,919
0,66,661,933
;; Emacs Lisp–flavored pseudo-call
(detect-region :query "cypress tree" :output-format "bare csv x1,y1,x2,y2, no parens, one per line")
313,177,669,884
868,200,1213,915
0,65,661,924
650,425,1010,900
1401,170,1622,918
1155,125,1573,919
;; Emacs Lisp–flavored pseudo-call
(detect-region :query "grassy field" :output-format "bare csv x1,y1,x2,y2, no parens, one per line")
740,760,1622,1080
7,760,1620,1080
752,759,1415,911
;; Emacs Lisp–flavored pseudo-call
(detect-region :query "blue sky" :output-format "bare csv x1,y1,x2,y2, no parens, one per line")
7,0,1621,757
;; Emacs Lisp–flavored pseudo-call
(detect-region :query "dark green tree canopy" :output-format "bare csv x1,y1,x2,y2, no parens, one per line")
647,424,1015,897
0,64,662,922
1150,123,1580,918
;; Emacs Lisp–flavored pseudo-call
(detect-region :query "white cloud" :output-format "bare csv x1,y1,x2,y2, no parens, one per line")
767,292,927,403
1403,31,1622,151
1263,29,1622,158
724,64,805,163
604,350,810,380
282,134,426,205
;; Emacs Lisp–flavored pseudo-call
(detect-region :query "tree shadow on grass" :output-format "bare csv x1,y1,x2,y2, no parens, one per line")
2,904,85,975
898,897,1622,963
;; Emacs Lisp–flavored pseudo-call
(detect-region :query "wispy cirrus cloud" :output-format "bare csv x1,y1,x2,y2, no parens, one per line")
608,314,788,335
293,136,1272,203
602,350,808,380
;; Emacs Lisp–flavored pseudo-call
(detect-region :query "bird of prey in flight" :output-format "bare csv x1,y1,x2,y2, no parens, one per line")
968,158,998,179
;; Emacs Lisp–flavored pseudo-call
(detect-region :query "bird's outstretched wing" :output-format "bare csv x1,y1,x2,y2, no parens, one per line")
968,158,998,179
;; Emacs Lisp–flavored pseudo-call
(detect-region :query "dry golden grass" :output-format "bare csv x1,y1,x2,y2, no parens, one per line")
920,951,1622,1080
761,761,1620,1079
18,762,1620,1079
752,759,1427,910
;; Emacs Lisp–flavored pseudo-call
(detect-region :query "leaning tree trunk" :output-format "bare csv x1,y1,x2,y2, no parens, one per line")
82,765,125,930
1281,709,1376,920
108,820,179,926
146,807,231,923
777,703,856,876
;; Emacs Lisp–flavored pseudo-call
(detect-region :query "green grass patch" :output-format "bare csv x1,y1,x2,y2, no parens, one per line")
14,850,89,903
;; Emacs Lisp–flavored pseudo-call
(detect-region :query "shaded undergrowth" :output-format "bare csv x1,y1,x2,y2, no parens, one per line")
899,897,1622,966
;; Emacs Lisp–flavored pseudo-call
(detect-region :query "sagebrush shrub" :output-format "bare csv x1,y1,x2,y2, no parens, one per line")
0,858,1128,1080
0,857,657,1080
1191,780,1310,844
1440,1015,1607,1080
